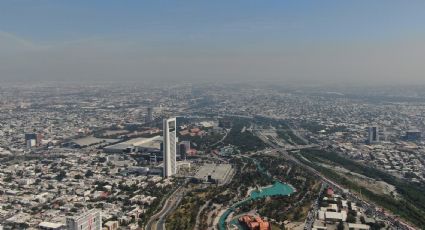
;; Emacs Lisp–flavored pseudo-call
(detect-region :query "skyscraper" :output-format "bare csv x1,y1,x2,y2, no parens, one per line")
367,126,379,144
163,117,177,178
66,209,101,230
25,133,37,148
146,107,153,123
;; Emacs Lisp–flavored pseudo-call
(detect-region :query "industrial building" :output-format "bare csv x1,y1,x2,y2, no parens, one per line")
64,136,118,149
103,136,162,154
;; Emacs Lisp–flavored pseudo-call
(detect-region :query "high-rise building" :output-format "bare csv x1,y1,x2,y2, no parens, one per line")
367,126,379,144
179,141,190,160
163,117,177,178
405,130,421,141
66,209,101,230
179,143,187,160
146,107,153,123
25,133,37,148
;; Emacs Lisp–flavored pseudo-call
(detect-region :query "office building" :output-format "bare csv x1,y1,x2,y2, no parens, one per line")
367,126,379,144
25,133,37,148
179,141,190,160
179,143,187,160
405,130,421,141
66,209,101,230
163,117,177,178
146,107,153,123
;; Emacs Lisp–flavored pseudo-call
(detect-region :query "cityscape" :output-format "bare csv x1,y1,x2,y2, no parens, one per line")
0,83,424,230
1,1,425,230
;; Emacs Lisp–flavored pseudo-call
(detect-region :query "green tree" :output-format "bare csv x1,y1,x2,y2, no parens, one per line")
55,170,67,181
85,169,94,178
337,221,344,230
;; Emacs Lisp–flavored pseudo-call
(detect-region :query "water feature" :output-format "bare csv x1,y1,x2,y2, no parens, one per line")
218,158,295,230
250,181,294,199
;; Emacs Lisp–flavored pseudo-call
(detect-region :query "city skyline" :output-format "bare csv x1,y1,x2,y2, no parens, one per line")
1,1,425,229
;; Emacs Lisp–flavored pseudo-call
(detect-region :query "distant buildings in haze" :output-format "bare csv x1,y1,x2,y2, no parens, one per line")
367,126,379,144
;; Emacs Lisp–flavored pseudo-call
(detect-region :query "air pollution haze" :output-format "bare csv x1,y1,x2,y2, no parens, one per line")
0,1,425,85
3,2,425,230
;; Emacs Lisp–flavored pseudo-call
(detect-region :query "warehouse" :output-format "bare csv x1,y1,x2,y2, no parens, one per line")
103,136,162,154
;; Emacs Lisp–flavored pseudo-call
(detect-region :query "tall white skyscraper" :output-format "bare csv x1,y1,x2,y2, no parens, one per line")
66,209,101,230
163,117,177,178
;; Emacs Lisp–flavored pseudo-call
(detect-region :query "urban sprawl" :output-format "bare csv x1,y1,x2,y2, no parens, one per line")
0,83,424,230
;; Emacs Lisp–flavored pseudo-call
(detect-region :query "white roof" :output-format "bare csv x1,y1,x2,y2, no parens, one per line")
39,222,64,228
348,223,370,230
318,211,325,220
325,211,347,221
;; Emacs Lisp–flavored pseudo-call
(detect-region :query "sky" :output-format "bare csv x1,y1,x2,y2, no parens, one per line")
1,0,425,85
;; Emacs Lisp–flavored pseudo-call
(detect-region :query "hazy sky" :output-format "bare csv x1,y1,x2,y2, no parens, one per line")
1,1,425,85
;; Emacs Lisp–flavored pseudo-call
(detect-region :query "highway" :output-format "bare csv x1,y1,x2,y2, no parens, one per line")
146,184,186,230
254,129,416,230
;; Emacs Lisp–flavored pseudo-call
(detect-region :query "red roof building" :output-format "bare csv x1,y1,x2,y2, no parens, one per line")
239,215,271,230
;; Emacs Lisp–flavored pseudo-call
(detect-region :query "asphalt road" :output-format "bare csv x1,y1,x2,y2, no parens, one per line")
146,185,186,230
255,129,415,230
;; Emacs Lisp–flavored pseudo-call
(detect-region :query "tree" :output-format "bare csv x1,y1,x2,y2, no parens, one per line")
346,213,356,223
85,169,94,178
3,175,13,182
337,221,344,230
74,174,83,180
55,170,67,181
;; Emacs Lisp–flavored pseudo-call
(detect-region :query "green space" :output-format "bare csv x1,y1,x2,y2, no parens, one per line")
166,186,222,230
166,118,320,230
218,158,295,230
297,149,425,228
253,116,290,129
223,119,266,152
252,116,307,145
276,129,306,145
178,131,224,151
167,153,319,230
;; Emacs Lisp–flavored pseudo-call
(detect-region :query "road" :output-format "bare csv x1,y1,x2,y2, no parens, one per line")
194,201,210,230
254,129,416,230
254,128,319,151
210,129,228,148
146,185,186,230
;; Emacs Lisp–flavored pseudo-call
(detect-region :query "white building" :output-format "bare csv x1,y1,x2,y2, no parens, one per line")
66,209,101,230
38,222,64,230
348,223,371,230
163,117,177,178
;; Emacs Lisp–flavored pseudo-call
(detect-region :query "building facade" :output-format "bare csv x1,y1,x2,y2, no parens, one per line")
367,126,379,144
66,209,101,230
146,107,153,123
